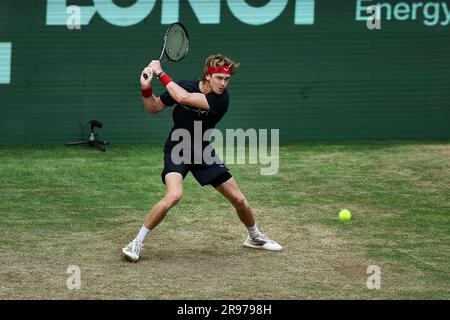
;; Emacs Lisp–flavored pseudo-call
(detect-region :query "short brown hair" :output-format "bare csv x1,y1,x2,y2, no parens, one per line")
201,54,240,81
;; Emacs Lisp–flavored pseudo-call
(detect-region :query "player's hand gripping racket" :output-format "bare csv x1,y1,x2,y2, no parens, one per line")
142,22,190,79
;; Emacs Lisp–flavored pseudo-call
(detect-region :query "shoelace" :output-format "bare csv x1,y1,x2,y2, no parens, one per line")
132,241,143,254
252,234,270,244
255,233,268,240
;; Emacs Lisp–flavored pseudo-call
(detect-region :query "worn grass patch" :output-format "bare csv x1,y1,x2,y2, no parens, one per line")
0,142,449,299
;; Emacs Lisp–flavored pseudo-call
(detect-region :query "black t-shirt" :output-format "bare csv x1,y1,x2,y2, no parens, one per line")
160,80,229,152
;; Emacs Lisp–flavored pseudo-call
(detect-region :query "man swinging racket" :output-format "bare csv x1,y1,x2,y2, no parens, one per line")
122,54,282,262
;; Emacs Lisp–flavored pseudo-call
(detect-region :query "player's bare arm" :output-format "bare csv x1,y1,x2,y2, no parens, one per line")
140,66,167,115
149,60,211,111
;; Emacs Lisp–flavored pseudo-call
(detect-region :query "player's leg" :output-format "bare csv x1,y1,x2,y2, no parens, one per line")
122,172,184,262
215,177,282,251
214,177,255,227
144,172,184,230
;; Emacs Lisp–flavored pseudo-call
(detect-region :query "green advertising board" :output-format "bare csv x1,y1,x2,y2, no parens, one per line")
1,0,449,145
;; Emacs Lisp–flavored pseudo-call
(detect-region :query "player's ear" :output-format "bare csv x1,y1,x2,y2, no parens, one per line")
205,74,211,81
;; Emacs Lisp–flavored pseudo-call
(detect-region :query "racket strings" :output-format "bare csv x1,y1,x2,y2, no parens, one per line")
165,24,189,61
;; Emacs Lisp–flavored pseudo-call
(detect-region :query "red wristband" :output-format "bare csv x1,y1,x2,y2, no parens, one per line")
159,73,173,87
141,87,153,98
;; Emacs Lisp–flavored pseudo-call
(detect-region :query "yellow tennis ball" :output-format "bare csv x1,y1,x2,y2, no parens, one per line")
339,209,352,222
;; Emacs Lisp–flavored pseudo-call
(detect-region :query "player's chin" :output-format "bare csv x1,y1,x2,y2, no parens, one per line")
216,88,225,94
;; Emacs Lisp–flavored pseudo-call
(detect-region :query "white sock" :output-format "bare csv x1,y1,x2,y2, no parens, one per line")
135,225,150,243
247,224,261,238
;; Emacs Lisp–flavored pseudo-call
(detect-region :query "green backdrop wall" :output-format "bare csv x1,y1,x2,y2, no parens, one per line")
1,0,449,145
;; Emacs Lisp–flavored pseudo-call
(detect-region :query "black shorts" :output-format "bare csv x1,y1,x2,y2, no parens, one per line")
161,150,232,187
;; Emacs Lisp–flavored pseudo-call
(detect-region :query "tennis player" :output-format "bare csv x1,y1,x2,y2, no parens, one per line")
123,54,282,262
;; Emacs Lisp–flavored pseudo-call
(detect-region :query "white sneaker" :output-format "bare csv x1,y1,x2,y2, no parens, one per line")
122,239,144,262
243,234,283,251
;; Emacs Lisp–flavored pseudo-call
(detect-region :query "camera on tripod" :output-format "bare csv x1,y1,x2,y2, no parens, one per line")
65,120,109,152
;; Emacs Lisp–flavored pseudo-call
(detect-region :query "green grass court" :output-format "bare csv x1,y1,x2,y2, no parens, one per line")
0,142,449,299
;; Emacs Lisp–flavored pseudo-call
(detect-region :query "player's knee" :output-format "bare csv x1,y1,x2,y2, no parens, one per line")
232,194,247,208
166,191,182,207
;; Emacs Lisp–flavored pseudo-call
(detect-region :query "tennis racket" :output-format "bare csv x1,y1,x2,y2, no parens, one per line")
143,22,190,79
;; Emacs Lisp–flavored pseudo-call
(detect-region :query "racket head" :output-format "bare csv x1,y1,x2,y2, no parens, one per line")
143,23,189,79
162,22,189,62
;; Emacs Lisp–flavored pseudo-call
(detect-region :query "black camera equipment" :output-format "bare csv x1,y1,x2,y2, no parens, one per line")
65,120,108,152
